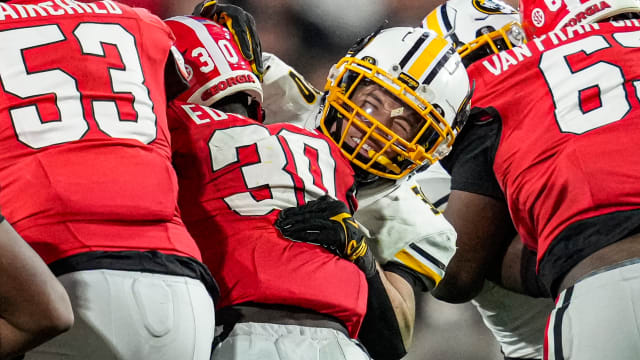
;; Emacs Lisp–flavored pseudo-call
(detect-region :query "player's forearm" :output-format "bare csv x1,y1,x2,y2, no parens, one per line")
0,287,73,358
432,257,486,303
496,235,550,298
358,265,412,360
0,317,68,359
435,190,516,303
0,220,74,357
379,268,416,348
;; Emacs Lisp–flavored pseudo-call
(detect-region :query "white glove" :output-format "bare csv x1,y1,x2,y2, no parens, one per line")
355,178,457,289
261,52,322,129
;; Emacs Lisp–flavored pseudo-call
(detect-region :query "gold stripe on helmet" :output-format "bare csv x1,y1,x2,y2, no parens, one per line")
406,36,450,82
202,0,217,9
425,11,444,38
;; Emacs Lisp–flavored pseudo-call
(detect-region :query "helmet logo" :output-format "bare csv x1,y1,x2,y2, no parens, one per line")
184,64,194,81
398,72,420,90
200,74,257,103
532,8,546,27
564,1,612,27
472,0,518,14
362,56,377,65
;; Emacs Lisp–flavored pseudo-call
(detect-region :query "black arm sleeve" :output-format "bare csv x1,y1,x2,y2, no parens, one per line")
440,106,504,200
358,271,407,360
164,50,190,102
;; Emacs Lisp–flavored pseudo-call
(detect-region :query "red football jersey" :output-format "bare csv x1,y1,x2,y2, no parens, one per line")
468,20,640,264
168,101,368,338
0,0,201,263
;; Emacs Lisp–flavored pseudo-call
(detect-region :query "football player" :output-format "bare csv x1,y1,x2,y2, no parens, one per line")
432,0,640,358
417,1,555,359
165,16,424,360
0,216,73,358
0,1,217,359
261,27,472,360
165,16,470,360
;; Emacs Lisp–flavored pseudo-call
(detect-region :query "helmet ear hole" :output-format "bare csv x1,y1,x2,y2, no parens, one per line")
476,26,497,37
433,104,445,118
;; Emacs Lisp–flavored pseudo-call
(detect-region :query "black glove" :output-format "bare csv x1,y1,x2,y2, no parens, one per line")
193,1,264,81
275,195,377,277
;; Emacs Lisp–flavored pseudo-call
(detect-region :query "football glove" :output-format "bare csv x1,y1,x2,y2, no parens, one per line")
193,1,264,81
275,195,377,278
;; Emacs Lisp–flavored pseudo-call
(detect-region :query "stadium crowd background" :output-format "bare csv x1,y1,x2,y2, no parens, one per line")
130,0,508,358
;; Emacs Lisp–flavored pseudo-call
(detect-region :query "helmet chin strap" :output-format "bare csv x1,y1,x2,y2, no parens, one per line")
368,149,402,174
352,164,379,185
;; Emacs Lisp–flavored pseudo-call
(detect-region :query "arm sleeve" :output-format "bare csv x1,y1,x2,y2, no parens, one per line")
358,271,407,360
440,107,504,201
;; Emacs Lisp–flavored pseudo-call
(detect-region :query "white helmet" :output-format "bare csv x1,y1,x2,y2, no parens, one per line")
320,27,472,180
422,0,527,66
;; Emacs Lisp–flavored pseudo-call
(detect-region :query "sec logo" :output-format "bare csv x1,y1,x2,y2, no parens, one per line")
531,8,546,27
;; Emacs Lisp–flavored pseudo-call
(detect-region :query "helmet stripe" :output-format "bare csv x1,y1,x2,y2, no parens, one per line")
425,10,444,38
440,4,461,48
168,16,232,74
423,47,453,85
406,35,450,83
399,32,428,68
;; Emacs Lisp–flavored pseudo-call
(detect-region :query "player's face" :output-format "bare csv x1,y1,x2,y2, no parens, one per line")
341,82,425,161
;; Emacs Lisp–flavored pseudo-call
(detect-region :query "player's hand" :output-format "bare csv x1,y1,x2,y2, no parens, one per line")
275,195,377,277
193,1,264,81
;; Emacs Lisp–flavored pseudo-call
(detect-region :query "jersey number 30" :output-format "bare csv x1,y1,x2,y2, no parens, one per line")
0,23,156,148
210,124,338,216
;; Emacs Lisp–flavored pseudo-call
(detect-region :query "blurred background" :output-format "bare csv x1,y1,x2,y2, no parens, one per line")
123,0,507,359
216,0,435,88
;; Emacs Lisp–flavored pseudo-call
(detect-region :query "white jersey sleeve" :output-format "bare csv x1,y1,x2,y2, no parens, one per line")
261,52,323,129
354,178,457,288
411,161,451,211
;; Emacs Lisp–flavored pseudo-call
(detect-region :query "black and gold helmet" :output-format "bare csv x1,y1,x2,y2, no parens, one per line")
422,0,527,67
320,27,472,180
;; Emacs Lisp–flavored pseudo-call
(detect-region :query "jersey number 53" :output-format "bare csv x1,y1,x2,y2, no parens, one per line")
0,23,156,148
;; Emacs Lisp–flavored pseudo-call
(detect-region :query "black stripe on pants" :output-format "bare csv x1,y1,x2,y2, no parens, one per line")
553,286,574,359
